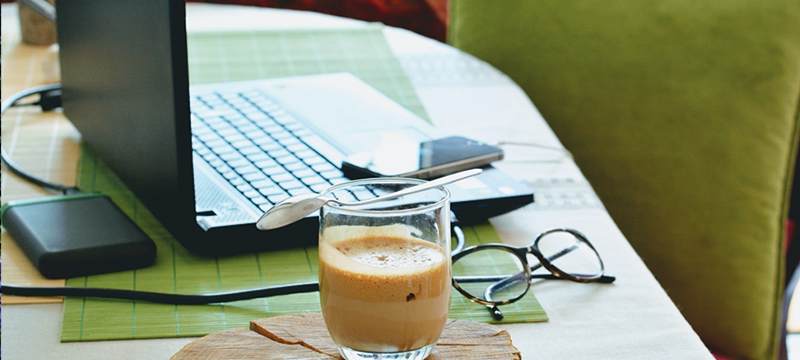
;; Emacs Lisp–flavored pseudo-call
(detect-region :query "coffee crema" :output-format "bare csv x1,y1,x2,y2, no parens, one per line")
319,227,450,352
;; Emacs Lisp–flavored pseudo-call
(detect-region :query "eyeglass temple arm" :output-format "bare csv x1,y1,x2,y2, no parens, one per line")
480,273,616,322
453,273,616,284
528,242,581,271
481,271,616,309
476,241,585,294
484,275,615,322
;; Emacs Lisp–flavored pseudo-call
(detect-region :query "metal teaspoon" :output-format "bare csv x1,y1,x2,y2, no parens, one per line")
255,168,482,230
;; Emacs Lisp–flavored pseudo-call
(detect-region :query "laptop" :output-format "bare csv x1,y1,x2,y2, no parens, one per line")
54,0,534,255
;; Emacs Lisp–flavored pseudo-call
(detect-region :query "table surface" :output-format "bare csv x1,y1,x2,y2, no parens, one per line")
1,3,715,359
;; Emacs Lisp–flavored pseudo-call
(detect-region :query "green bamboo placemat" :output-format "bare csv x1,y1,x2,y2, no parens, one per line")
61,27,546,342
186,25,428,122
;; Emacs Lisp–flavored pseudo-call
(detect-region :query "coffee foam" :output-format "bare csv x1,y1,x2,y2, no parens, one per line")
320,225,447,277
335,237,445,268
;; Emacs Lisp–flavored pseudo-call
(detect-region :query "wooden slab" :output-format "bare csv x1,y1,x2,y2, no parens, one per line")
172,313,520,359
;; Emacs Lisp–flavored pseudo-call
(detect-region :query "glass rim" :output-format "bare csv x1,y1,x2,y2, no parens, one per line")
320,177,451,215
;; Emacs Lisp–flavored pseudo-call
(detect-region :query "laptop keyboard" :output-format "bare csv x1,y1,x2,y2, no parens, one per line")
190,89,362,212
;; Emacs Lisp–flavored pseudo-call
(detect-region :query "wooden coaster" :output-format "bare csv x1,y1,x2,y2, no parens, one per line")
172,313,520,359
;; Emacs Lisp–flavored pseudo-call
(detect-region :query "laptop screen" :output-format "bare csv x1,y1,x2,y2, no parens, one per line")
56,0,196,239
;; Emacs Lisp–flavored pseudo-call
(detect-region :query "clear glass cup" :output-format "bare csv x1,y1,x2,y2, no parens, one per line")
318,178,451,360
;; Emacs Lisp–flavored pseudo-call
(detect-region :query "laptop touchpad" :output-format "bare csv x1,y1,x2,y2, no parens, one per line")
344,127,431,155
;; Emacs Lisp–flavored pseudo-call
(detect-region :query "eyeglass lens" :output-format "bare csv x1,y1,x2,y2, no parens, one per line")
452,248,529,303
534,231,603,280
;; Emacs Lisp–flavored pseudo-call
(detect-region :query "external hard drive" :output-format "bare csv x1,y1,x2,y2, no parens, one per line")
1,193,156,279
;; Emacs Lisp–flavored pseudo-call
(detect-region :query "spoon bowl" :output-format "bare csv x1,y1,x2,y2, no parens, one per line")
256,169,482,230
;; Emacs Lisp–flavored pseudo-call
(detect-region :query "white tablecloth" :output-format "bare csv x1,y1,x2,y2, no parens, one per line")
1,4,714,359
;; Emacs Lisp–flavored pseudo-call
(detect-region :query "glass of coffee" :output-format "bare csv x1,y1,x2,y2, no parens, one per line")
318,177,451,360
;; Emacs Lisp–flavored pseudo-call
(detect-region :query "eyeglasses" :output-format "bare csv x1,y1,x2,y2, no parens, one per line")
451,228,615,320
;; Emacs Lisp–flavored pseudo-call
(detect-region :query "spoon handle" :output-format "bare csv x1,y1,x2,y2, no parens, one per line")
340,168,483,207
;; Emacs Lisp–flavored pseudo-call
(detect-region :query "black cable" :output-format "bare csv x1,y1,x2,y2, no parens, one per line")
1,83,81,195
0,225,468,303
452,224,466,254
0,282,320,305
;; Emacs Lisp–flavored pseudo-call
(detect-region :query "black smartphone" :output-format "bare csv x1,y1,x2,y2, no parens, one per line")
341,135,503,179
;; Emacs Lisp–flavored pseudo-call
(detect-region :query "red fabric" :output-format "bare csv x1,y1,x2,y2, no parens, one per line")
712,353,734,360
185,0,449,42
3,0,448,41
787,218,795,254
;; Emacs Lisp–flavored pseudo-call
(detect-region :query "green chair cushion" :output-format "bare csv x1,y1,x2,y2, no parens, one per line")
449,1,800,359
